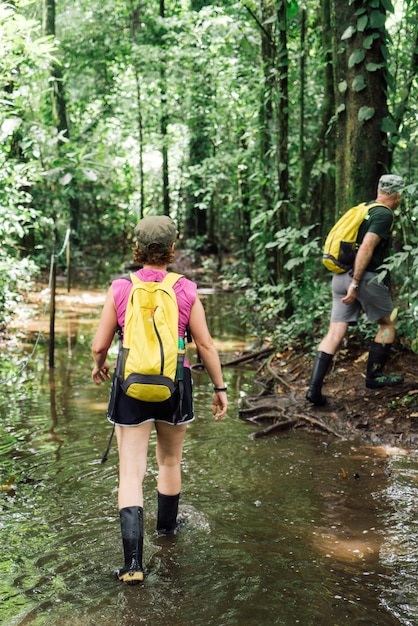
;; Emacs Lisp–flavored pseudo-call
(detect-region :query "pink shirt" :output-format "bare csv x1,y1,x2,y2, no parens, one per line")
112,269,197,366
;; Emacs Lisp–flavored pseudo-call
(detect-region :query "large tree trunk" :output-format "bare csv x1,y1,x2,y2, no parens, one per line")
333,0,390,210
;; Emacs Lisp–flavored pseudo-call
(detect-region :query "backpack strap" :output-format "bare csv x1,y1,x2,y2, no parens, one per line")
160,273,187,419
160,272,183,289
363,201,392,214
357,202,393,245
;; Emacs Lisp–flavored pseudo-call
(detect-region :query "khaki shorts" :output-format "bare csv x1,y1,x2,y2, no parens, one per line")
330,271,394,323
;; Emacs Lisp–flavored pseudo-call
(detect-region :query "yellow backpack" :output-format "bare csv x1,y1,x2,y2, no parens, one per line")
119,272,185,402
322,202,385,273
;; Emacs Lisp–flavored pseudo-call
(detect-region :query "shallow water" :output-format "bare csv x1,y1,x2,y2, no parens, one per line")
1,289,418,625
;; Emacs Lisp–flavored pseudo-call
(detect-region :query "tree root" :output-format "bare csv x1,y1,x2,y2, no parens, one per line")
265,353,293,392
240,394,345,439
293,413,344,438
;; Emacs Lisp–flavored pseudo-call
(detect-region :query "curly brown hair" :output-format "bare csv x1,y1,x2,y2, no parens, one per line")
133,243,175,266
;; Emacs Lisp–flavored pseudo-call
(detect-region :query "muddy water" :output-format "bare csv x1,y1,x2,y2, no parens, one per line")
1,288,418,625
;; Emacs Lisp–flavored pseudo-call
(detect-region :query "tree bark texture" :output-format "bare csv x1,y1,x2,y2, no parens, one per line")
333,0,390,210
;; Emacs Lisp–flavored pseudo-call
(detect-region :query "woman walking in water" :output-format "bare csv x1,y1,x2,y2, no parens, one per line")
91,215,227,584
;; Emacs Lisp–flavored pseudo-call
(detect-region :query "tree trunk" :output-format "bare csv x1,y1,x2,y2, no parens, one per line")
297,0,335,224
388,27,418,169
130,0,145,219
333,0,390,209
184,0,215,241
43,0,80,243
160,0,170,217
274,0,289,281
43,0,68,137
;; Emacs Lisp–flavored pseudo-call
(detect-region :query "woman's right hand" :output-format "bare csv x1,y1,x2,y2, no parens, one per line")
212,391,227,421
92,361,111,384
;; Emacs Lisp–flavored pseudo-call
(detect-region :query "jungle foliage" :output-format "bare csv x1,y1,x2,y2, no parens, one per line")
0,0,417,348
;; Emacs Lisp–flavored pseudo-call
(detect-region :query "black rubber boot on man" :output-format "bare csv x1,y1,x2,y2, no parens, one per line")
117,506,144,584
156,492,180,536
306,351,333,406
366,341,404,389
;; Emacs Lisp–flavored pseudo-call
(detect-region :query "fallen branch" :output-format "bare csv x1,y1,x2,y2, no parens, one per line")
250,419,299,438
222,348,274,367
190,348,274,372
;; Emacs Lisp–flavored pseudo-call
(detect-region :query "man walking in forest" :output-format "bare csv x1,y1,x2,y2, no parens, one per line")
306,174,405,406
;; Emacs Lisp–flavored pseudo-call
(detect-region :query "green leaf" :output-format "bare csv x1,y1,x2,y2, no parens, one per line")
357,15,368,31
263,15,276,25
370,10,386,28
338,80,348,93
341,25,356,40
358,106,375,122
337,103,346,114
352,74,366,91
287,0,299,20
348,49,365,68
366,62,385,71
381,43,389,60
380,0,395,13
381,116,397,133
363,33,379,49
59,173,73,185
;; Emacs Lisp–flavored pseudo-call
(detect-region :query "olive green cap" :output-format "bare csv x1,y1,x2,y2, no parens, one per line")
134,216,177,251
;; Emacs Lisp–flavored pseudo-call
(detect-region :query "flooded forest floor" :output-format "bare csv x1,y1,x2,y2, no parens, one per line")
3,253,418,449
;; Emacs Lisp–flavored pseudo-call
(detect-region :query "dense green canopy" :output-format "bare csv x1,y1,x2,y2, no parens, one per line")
1,0,417,348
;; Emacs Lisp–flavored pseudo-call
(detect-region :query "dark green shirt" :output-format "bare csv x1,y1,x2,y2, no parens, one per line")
356,202,393,272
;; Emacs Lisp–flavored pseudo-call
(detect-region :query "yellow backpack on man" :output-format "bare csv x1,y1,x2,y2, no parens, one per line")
322,202,386,273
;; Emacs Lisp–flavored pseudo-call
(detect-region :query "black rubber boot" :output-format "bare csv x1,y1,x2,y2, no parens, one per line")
156,492,180,536
366,341,404,389
306,351,333,406
117,506,144,584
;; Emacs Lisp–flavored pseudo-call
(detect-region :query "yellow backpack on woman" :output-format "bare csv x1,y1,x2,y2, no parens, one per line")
119,272,185,402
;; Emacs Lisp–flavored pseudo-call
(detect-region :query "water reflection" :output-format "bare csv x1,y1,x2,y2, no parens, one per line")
379,449,418,625
0,287,416,625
